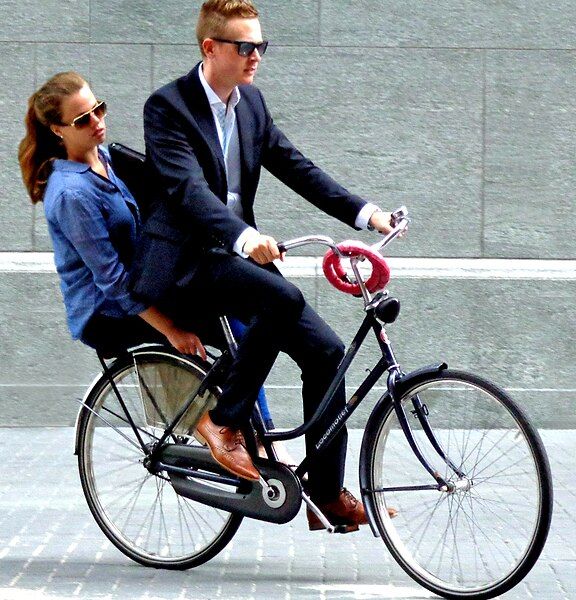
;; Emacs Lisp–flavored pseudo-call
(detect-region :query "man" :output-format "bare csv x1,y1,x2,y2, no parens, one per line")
132,0,394,532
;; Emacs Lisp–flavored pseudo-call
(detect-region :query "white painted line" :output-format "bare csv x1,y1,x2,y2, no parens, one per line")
261,384,576,393
1,252,575,280
276,256,576,280
0,253,55,273
0,383,575,393
0,591,64,600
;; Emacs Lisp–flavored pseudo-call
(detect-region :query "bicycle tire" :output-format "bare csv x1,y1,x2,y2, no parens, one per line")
361,368,553,599
77,347,243,569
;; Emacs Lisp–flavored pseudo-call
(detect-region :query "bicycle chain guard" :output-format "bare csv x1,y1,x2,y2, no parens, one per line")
164,445,303,524
322,240,390,295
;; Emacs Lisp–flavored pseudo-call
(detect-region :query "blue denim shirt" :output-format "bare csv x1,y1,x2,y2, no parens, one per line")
44,147,147,341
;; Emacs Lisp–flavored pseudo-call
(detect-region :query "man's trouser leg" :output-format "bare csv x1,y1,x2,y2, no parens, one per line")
180,253,347,501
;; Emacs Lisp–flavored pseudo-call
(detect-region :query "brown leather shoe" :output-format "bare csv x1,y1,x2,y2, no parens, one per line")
307,488,397,532
195,412,259,481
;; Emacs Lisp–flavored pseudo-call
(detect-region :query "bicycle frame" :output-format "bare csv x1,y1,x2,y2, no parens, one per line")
74,200,553,595
258,300,456,491
79,209,462,496
101,300,457,500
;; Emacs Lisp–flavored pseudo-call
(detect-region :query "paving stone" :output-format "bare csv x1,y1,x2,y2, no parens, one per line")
0,428,572,599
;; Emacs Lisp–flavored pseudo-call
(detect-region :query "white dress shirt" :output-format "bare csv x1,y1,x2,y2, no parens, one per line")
199,65,256,256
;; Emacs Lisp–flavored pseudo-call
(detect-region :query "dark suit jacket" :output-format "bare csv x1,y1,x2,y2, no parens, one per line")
131,63,367,302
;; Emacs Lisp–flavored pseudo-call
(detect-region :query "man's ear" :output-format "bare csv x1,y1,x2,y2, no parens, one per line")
202,38,216,57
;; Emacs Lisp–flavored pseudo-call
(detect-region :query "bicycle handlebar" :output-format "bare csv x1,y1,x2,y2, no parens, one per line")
277,205,410,256
276,206,409,300
277,235,338,255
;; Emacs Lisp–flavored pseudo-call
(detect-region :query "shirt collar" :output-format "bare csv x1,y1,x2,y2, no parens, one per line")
199,62,241,111
53,159,91,173
52,148,108,173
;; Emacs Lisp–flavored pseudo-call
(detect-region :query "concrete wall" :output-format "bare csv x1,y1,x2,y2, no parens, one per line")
1,1,574,426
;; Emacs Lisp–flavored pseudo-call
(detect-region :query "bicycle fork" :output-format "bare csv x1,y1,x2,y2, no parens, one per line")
378,327,465,491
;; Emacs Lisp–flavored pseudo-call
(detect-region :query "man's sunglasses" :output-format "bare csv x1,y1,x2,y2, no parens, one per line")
213,38,269,57
64,100,107,128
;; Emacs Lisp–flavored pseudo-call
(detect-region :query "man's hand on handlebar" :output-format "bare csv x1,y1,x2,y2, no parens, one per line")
370,207,409,239
369,210,395,235
243,231,285,264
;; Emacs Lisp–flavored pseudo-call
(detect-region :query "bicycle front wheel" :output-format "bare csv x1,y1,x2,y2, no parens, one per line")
361,369,553,599
76,347,243,569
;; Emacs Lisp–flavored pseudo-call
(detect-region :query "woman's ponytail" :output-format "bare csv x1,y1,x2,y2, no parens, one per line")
18,71,85,203
18,94,63,203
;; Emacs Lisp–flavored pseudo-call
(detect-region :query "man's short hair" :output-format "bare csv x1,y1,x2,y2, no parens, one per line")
197,0,260,56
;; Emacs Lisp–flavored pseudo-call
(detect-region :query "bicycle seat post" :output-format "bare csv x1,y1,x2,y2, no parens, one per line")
219,316,238,357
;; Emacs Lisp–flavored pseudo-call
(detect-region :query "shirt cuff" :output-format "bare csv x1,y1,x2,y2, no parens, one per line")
355,203,381,230
233,226,259,258
124,299,149,316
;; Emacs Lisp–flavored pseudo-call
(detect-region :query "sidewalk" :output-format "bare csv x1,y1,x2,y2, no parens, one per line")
0,428,574,600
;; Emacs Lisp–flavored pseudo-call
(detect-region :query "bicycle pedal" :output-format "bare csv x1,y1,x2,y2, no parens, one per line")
333,523,360,534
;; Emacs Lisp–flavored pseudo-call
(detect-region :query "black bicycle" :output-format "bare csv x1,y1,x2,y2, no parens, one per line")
74,207,553,599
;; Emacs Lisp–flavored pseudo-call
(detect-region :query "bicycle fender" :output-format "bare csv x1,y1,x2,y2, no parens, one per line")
73,344,178,455
359,362,447,537
73,368,114,456
394,362,448,396
368,362,449,417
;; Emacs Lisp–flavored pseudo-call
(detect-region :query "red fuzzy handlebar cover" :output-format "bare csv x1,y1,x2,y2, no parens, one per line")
322,241,390,295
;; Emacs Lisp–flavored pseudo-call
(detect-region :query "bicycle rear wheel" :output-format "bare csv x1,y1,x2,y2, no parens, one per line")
76,347,243,569
361,369,553,599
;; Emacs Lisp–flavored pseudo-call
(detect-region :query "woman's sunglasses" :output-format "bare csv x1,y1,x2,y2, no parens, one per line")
64,100,107,128
213,38,269,57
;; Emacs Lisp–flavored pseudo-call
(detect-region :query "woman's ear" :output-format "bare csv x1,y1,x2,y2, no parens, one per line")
50,125,63,139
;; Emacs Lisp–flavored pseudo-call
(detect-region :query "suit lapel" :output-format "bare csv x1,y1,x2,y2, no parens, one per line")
180,64,226,179
179,65,257,214
235,94,257,210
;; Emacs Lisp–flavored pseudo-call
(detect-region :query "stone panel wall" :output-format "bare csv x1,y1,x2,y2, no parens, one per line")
1,1,574,426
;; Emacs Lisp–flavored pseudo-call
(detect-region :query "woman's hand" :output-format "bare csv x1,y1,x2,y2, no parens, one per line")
165,326,207,360
139,306,206,360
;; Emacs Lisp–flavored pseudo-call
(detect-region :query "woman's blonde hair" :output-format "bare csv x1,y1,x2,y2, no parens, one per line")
18,71,86,203
196,0,259,56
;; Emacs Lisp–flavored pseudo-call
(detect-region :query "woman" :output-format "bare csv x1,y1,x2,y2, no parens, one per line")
18,71,294,466
18,71,206,358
